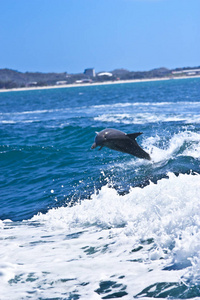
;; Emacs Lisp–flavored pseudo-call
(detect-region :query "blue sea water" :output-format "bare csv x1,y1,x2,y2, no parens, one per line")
0,78,200,299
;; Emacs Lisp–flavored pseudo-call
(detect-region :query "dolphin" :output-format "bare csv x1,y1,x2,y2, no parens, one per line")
91,128,151,160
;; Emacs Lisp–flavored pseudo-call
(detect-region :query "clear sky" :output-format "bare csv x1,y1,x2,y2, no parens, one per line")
0,0,199,73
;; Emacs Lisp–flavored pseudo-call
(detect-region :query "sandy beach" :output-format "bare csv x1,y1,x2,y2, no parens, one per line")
0,75,200,93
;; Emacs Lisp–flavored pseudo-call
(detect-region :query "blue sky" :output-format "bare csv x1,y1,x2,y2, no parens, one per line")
0,0,199,73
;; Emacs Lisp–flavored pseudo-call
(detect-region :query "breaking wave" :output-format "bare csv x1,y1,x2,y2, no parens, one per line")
1,173,200,299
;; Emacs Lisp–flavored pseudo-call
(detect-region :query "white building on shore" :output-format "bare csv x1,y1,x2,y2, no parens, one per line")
97,72,113,77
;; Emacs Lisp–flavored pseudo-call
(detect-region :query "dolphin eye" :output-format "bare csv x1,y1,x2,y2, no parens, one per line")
103,133,108,139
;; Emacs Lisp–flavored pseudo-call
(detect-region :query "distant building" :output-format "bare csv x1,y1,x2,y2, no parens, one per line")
97,72,113,77
56,81,67,85
75,79,92,84
84,68,95,77
27,81,37,87
172,68,200,76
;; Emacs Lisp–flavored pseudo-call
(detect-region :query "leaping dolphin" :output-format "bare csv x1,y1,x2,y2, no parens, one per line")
91,128,151,160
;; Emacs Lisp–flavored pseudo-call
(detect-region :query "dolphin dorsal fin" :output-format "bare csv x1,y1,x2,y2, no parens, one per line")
126,132,143,140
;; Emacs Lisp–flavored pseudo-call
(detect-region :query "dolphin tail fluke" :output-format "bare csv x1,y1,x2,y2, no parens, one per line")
132,144,151,160
143,151,151,160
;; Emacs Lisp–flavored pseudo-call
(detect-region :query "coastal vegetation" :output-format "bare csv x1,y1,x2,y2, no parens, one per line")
0,66,200,90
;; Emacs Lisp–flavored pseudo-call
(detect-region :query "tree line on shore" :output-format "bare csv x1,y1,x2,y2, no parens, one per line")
0,66,199,89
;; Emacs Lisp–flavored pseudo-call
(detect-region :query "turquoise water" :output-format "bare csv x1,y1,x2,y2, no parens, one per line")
1,78,200,299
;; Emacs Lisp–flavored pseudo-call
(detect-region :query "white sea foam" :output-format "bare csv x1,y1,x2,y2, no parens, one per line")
1,120,16,124
92,100,200,125
91,101,200,109
143,131,200,163
94,113,200,124
0,108,71,125
1,173,200,299
0,108,68,116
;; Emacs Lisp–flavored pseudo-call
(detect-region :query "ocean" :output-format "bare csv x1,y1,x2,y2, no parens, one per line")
0,78,200,299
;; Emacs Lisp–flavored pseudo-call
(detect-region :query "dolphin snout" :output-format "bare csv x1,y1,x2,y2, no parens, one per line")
91,142,97,149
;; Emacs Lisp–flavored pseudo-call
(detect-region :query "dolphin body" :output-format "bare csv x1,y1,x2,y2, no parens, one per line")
91,128,151,160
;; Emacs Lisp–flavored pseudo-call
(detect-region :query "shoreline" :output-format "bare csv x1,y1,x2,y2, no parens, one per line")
0,75,200,93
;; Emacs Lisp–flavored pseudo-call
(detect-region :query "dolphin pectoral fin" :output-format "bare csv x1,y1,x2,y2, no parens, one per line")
98,146,103,150
126,132,143,140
